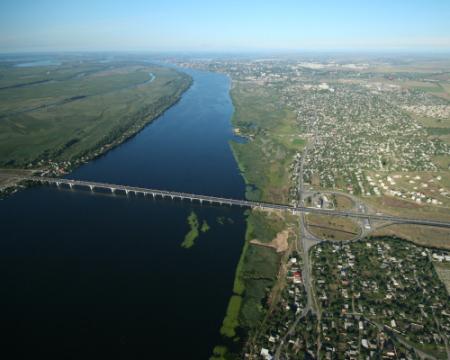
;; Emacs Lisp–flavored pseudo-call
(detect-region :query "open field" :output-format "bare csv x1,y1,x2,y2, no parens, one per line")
365,194,450,221
332,194,354,211
413,114,450,129
371,224,450,250
433,155,450,170
306,214,360,241
0,58,191,170
367,192,450,249
395,78,450,101
367,59,450,74
433,261,450,294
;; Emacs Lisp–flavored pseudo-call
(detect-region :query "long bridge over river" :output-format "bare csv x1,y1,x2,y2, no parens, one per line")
15,175,450,229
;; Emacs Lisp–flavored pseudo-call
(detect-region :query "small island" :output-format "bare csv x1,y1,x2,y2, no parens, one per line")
200,220,210,233
181,211,200,249
181,212,210,248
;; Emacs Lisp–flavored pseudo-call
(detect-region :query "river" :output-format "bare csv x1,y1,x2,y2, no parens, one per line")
0,68,246,358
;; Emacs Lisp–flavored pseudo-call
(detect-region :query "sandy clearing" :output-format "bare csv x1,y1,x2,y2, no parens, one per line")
250,229,289,253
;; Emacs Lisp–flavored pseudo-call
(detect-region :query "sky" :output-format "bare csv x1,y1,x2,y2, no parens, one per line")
1,0,450,52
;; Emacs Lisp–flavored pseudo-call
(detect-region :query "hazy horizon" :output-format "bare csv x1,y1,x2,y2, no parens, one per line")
1,0,450,53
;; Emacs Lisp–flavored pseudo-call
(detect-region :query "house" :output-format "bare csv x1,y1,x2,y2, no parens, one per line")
260,348,272,360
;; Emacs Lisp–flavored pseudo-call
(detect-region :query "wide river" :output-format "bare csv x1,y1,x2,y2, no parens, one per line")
0,68,246,358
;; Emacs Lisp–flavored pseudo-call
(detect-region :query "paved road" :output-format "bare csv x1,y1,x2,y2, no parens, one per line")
275,126,321,360
5,174,450,229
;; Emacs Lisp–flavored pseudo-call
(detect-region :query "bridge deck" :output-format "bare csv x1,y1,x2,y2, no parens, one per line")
16,175,450,229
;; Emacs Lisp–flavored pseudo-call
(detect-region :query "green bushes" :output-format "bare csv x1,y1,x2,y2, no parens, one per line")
221,211,282,339
247,211,285,243
220,295,243,338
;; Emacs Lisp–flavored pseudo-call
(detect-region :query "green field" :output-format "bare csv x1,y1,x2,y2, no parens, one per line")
230,81,304,204
0,58,191,169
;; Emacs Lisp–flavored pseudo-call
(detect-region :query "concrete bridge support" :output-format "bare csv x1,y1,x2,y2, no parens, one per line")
14,175,450,230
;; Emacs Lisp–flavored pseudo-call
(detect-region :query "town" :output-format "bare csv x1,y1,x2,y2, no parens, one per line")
243,238,450,359
179,57,450,359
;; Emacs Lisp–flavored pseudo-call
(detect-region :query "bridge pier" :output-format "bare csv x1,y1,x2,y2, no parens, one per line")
12,176,450,230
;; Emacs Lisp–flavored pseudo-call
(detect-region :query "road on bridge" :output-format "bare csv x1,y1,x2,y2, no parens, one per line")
6,174,450,230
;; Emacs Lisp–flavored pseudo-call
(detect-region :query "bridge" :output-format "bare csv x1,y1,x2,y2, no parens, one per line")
16,175,450,229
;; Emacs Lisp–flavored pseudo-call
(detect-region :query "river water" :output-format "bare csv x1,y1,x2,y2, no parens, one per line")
0,68,246,358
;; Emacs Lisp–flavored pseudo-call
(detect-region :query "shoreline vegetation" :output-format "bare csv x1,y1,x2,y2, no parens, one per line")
0,58,192,195
214,209,296,359
213,80,301,359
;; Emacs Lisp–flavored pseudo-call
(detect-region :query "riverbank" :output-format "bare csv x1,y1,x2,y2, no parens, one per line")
0,65,247,359
0,59,192,168
213,78,301,358
0,61,192,196
0,168,38,197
